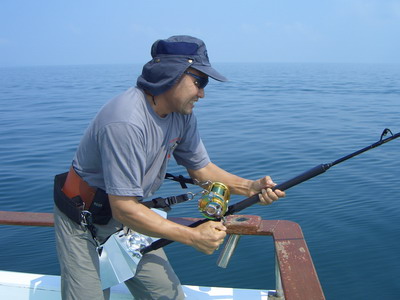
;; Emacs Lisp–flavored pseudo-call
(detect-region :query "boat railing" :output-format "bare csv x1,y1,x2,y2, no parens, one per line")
0,211,325,300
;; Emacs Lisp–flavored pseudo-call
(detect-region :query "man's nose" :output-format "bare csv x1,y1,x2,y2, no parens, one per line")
198,88,205,98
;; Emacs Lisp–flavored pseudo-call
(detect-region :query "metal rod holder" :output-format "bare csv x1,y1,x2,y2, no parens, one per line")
274,254,284,299
216,234,241,268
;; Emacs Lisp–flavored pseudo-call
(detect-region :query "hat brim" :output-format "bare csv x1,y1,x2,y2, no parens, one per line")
192,65,228,82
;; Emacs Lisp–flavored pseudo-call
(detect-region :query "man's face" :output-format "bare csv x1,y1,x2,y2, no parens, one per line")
164,68,207,115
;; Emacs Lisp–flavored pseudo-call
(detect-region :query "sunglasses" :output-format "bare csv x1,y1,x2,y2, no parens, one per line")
184,71,209,89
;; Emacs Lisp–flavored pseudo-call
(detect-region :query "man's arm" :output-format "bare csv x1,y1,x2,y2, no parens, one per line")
108,194,226,254
188,162,285,205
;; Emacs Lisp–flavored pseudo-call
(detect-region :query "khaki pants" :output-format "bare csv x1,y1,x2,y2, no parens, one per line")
54,206,185,300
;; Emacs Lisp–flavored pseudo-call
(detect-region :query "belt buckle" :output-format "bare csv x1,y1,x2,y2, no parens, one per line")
80,210,93,227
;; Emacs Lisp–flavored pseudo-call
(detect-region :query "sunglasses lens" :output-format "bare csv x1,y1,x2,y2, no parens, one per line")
185,71,208,89
197,77,208,89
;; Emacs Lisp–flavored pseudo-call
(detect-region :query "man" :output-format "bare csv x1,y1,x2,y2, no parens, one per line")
54,35,285,300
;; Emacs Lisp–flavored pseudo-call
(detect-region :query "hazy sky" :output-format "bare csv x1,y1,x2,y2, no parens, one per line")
1,0,399,66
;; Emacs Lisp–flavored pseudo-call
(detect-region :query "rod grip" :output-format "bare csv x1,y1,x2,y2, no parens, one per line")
226,163,330,216
273,163,330,191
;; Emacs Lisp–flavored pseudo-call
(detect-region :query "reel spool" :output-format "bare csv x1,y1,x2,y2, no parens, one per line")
198,182,230,219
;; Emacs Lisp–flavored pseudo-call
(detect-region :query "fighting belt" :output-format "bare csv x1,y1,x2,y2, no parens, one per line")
54,167,111,225
62,166,96,209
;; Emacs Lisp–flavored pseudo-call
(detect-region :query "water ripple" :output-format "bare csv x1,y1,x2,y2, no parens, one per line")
1,63,399,299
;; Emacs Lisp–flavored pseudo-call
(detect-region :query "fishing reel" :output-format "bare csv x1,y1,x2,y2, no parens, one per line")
198,182,230,219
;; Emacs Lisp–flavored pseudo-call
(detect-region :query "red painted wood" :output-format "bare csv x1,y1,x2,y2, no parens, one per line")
0,211,54,227
0,211,325,299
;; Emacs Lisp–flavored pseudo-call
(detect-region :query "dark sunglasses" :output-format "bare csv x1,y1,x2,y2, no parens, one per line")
184,71,209,89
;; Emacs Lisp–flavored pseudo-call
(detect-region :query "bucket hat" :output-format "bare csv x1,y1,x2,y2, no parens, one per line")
137,35,228,96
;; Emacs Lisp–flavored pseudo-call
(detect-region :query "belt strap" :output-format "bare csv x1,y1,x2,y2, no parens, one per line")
59,168,192,216
142,194,191,211
164,173,194,189
62,166,96,210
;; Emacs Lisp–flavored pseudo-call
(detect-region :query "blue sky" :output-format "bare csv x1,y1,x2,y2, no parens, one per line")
1,0,399,66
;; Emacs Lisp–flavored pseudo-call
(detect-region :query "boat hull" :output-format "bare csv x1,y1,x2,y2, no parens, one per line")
0,271,273,300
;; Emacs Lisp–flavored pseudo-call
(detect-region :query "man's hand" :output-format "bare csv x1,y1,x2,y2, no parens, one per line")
189,221,227,254
251,176,285,205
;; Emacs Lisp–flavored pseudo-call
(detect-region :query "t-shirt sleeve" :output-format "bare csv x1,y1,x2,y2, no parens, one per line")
173,114,210,170
97,122,145,197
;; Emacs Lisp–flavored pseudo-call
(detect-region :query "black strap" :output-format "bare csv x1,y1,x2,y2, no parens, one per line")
164,173,194,189
141,194,191,211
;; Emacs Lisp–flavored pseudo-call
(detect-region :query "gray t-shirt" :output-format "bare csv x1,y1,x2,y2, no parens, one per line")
72,87,210,199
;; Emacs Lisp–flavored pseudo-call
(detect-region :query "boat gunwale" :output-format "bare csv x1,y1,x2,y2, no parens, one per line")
0,211,325,300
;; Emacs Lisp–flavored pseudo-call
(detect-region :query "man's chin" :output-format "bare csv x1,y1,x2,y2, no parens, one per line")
180,104,194,115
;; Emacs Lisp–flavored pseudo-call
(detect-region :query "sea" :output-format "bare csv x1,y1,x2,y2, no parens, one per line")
0,62,399,299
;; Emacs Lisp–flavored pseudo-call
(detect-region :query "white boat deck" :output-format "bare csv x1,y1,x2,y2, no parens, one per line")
0,270,274,300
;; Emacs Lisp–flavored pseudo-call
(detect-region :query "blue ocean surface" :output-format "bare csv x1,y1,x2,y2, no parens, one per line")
0,63,399,299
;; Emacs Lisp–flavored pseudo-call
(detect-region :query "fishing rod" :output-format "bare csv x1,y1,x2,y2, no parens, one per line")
141,128,400,255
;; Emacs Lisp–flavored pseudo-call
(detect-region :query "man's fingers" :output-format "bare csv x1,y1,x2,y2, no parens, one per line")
259,188,281,205
212,221,227,232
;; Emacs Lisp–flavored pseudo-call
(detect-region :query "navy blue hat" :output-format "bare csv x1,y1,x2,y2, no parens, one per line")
137,35,228,96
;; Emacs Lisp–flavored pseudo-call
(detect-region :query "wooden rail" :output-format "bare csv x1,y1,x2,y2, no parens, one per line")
0,211,325,300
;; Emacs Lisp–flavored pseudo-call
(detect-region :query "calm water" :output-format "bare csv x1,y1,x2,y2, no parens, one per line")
0,63,399,299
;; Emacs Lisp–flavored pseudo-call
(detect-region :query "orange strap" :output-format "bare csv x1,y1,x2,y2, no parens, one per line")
62,166,96,209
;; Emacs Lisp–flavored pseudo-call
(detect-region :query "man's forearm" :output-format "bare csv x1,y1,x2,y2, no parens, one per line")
109,194,197,245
